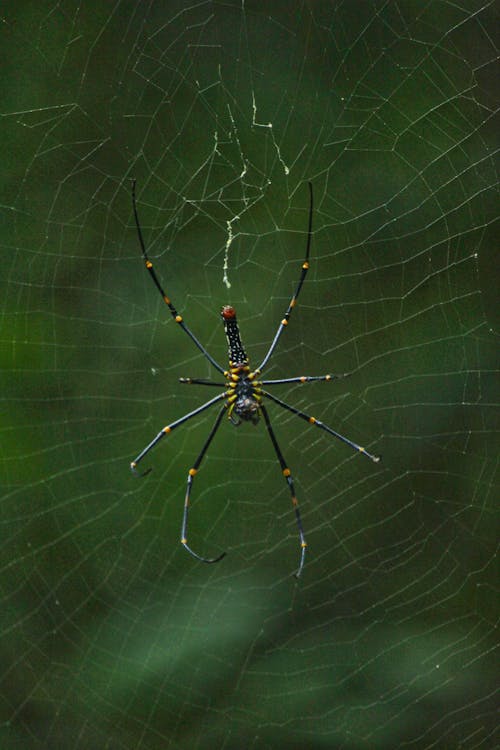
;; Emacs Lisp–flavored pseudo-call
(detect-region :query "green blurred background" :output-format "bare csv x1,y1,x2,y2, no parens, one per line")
1,2,498,748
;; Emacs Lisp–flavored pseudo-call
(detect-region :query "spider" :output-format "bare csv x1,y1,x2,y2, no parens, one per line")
130,181,380,577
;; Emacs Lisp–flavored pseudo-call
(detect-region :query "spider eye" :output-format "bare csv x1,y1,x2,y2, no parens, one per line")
221,305,236,320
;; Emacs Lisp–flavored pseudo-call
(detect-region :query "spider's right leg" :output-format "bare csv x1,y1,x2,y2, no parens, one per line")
258,182,313,371
261,373,348,386
263,389,381,463
260,404,307,578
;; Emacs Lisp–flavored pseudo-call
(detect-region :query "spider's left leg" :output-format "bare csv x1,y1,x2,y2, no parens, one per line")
179,378,227,386
181,405,227,564
132,180,225,374
263,390,381,463
260,404,307,578
130,392,227,477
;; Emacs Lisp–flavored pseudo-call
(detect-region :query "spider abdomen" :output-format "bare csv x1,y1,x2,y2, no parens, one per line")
232,395,260,424
227,372,262,426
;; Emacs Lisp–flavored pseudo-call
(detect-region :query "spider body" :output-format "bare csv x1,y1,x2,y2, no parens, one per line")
227,366,262,426
221,306,262,425
221,305,249,366
130,181,380,577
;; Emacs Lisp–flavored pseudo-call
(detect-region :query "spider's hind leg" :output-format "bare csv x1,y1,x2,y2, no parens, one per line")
180,405,228,565
263,389,381,463
260,404,307,578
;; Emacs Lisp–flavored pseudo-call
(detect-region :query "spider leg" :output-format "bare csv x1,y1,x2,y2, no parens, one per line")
130,392,227,477
179,377,227,387
263,390,381,463
132,180,225,374
181,406,227,564
261,373,348,386
260,404,307,578
258,182,313,372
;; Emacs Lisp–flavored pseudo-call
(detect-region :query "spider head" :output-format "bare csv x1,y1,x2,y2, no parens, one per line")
221,305,236,320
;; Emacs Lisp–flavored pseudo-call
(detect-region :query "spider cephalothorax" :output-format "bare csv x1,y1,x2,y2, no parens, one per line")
130,181,380,577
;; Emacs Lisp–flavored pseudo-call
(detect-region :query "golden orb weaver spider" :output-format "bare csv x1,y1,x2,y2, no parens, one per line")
130,181,380,577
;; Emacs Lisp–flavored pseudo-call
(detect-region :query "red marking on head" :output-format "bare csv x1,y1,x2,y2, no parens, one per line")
221,305,236,320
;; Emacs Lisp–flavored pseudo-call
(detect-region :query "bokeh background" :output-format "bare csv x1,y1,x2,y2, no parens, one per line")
1,2,498,748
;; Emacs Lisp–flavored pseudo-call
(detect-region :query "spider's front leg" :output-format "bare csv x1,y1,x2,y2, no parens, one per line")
132,180,225,375
258,182,313,371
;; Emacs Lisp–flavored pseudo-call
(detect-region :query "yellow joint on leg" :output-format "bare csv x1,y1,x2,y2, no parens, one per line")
290,298,296,308
302,261,309,270
359,446,366,454
146,260,153,269
300,376,307,383
163,295,171,304
281,318,288,326
175,315,183,323
308,417,316,424
325,374,331,380
181,537,187,544
301,541,308,548
162,426,171,433
130,461,137,469
283,468,291,477
189,468,198,476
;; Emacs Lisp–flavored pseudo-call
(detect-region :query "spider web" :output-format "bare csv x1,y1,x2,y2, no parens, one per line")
1,2,498,748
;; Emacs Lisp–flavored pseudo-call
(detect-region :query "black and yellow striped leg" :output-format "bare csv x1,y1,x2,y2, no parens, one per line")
260,404,307,578
179,377,227,387
263,390,381,463
181,406,227,564
261,373,347,386
130,392,227,477
258,182,313,371
132,180,225,374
